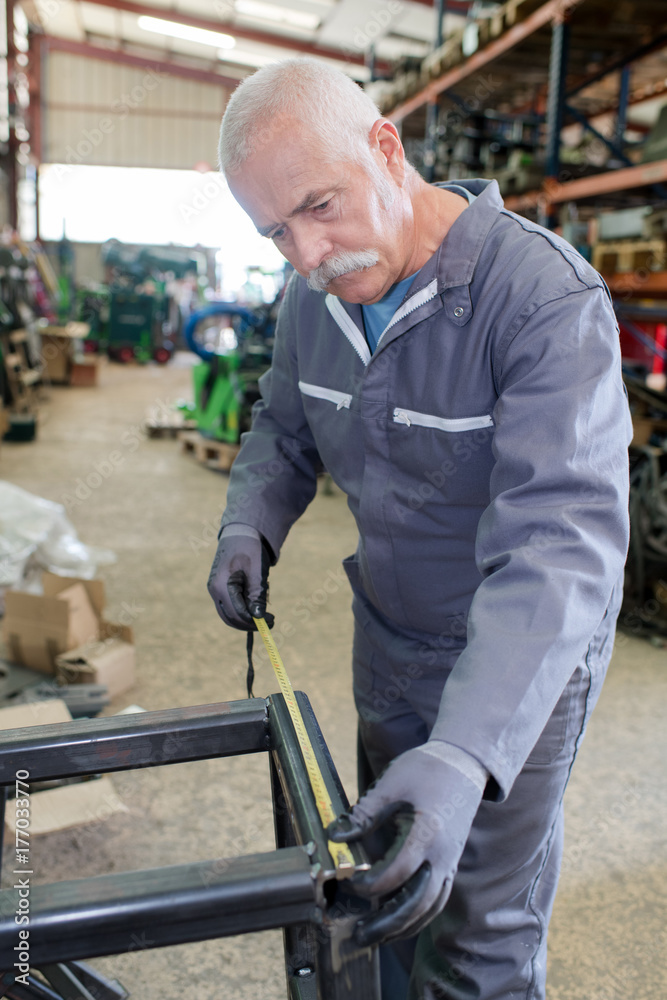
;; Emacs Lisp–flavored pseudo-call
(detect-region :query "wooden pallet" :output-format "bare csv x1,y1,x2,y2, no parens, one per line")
146,418,197,439
592,238,667,275
178,429,240,472
145,406,197,439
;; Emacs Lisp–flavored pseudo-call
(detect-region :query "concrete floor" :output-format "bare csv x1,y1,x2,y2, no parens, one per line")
1,357,665,999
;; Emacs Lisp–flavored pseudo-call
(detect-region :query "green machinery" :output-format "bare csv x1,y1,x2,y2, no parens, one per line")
76,242,206,363
183,302,275,443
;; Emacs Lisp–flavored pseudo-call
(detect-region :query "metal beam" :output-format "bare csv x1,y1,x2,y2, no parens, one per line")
41,35,244,89
565,30,667,100
74,0,387,70
4,0,18,230
546,158,667,203
0,847,319,966
268,693,380,1000
565,104,632,166
616,65,630,147
388,0,588,123
0,699,269,785
545,19,569,179
403,0,472,9
504,157,667,214
268,692,363,873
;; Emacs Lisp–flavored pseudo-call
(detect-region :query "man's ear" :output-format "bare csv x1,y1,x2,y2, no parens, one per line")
369,119,406,184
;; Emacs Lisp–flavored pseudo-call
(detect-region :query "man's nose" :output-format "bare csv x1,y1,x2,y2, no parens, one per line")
291,224,333,274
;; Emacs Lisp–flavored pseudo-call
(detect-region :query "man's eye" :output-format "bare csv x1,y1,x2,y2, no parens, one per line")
272,227,286,241
314,201,330,212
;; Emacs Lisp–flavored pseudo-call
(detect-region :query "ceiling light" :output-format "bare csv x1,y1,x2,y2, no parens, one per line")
234,0,320,31
219,48,278,68
137,15,236,50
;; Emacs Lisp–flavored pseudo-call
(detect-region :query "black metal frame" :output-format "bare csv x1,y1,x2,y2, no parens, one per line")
0,694,380,1000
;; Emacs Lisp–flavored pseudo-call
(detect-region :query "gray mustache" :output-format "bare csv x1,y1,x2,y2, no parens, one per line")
307,249,379,293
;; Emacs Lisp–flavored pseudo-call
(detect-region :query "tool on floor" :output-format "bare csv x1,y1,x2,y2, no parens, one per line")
251,614,358,876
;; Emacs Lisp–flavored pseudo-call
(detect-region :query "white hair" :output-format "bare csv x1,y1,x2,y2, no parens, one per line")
218,58,383,175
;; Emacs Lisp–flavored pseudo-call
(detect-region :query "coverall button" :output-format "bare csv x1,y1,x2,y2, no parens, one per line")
454,306,464,317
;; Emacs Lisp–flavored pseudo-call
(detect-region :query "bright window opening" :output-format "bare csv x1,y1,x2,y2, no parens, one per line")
34,164,285,282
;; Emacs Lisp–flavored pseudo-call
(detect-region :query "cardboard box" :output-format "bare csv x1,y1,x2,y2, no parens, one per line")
39,322,91,384
0,698,72,730
56,637,135,698
70,355,100,387
40,326,78,383
4,582,100,674
4,776,128,835
0,701,127,835
3,573,134,675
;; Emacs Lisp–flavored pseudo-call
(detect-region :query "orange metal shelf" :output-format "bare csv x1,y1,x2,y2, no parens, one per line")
504,158,667,213
604,272,667,300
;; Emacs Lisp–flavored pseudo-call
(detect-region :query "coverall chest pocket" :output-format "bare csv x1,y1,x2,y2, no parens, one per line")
298,381,360,491
389,406,495,507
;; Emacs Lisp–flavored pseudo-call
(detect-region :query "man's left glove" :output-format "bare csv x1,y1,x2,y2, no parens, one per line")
208,524,275,630
328,742,485,947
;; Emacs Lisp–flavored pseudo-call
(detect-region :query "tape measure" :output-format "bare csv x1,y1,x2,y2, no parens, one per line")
252,615,356,873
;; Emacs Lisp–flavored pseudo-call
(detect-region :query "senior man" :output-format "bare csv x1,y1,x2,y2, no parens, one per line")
208,58,631,1000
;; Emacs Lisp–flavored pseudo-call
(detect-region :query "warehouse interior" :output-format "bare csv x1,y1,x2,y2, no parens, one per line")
0,0,666,998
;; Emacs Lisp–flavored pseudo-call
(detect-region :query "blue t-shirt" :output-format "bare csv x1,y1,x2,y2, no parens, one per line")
361,184,477,353
362,272,418,353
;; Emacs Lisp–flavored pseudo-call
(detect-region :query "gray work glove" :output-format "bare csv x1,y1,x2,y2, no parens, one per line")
328,742,484,946
208,525,275,630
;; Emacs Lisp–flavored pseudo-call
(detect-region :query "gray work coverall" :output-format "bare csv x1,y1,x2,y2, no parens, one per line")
221,179,632,998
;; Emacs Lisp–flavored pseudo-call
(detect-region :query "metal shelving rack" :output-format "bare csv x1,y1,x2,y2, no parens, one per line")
374,0,667,226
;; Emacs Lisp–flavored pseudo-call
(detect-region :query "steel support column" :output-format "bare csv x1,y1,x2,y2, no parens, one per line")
545,18,569,181
616,66,630,148
423,0,447,182
4,0,18,230
269,692,380,1000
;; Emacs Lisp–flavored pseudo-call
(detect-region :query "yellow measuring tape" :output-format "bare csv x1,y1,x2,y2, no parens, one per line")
252,616,356,873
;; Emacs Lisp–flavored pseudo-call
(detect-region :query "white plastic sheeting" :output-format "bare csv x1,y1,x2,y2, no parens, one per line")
0,481,115,601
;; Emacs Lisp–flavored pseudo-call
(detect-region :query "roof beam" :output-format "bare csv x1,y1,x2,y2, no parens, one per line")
395,0,473,9
40,34,244,88
75,0,390,71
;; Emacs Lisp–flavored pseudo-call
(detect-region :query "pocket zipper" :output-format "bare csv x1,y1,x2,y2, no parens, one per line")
393,407,493,432
299,381,352,410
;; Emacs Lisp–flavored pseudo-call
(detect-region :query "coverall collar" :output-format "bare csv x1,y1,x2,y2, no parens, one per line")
412,178,503,294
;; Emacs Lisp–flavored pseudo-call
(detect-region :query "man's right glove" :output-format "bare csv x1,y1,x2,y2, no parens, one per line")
328,742,485,946
208,524,274,630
